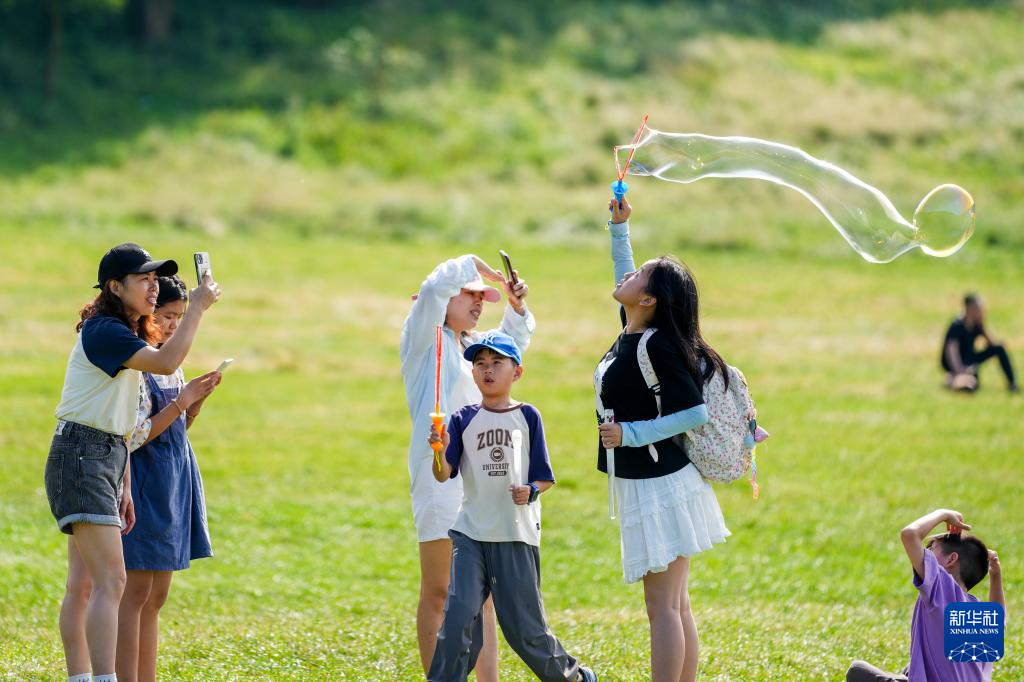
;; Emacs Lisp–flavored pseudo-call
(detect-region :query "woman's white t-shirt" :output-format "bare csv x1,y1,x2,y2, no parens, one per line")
55,315,147,438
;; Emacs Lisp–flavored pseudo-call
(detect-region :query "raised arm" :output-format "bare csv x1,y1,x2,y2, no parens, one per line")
496,270,535,356
988,550,1004,610
900,509,970,578
124,276,220,375
401,255,505,359
608,197,636,287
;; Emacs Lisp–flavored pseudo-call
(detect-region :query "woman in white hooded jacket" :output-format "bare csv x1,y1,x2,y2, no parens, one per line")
400,254,533,681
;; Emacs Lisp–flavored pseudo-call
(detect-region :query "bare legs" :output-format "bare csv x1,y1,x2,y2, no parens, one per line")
642,556,697,682
117,570,173,682
59,538,92,677
476,599,499,682
60,524,127,677
418,539,453,674
418,538,499,681
678,561,698,682
139,572,173,682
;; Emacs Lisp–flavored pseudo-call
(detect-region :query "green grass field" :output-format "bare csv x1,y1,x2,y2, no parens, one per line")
1,222,1020,680
2,1,1023,678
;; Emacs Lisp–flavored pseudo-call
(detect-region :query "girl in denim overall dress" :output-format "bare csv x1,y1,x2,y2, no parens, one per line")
116,275,221,682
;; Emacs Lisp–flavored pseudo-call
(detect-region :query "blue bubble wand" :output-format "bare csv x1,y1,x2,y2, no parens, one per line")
612,114,650,209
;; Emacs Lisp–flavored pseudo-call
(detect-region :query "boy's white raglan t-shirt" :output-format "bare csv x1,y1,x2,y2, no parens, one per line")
444,403,554,546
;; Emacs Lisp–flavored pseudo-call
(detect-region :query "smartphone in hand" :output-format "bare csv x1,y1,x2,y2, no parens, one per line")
499,250,518,286
194,252,212,285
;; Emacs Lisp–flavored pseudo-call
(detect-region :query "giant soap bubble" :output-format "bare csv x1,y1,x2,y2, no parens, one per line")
615,129,975,263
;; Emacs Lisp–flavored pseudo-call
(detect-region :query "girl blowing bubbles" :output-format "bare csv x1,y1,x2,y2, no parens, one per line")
595,199,729,682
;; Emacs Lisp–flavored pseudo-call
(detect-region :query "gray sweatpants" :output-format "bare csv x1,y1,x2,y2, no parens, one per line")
846,660,909,681
428,531,580,682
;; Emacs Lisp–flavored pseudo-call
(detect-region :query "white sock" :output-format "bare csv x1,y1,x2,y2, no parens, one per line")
93,675,118,682
67,675,90,682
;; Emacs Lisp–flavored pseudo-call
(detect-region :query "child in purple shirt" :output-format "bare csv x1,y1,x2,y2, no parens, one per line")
846,508,1005,682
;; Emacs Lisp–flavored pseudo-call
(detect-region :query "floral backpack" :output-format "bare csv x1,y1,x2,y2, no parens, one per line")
637,329,767,498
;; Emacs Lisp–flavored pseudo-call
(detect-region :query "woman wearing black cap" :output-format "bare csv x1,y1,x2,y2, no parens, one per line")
46,243,220,682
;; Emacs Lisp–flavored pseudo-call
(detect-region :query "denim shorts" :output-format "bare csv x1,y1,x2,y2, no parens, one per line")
44,420,128,535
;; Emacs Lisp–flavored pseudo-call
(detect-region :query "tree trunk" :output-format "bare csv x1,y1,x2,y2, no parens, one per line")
44,0,63,100
129,0,174,46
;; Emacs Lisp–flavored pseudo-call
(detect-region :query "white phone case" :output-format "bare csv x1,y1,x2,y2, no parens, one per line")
194,252,212,284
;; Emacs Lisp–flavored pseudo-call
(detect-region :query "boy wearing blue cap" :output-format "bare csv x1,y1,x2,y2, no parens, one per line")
427,331,597,682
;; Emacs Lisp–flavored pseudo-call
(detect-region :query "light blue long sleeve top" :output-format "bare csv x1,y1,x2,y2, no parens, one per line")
608,221,709,448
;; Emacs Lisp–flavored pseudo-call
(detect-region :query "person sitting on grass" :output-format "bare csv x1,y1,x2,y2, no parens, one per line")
427,331,597,682
846,508,1004,682
941,293,1018,393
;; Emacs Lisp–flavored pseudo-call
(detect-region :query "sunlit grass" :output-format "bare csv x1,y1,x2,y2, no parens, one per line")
0,223,1020,680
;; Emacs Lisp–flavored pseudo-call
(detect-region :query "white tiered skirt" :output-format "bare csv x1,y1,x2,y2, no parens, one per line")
616,463,730,584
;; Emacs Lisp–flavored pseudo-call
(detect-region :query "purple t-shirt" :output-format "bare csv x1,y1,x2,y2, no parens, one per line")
907,549,991,682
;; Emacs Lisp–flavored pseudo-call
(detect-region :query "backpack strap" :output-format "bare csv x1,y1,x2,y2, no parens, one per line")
636,328,661,413
595,354,618,519
635,328,661,463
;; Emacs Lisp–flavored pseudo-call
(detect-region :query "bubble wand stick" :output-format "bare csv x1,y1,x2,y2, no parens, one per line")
511,430,526,526
611,114,650,210
430,325,446,471
603,409,617,519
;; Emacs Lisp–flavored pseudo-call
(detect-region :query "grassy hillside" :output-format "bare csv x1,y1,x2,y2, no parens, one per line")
1,0,1022,252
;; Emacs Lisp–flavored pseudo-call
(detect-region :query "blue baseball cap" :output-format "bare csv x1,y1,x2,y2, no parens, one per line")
463,330,522,365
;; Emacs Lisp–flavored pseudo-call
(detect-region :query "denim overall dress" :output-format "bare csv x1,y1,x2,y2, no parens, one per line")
122,372,212,571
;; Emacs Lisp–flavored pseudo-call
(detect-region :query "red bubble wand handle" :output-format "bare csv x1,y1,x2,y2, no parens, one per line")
430,325,446,471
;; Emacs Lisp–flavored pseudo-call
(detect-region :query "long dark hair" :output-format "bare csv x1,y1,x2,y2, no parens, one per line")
645,255,728,388
76,277,159,344
156,274,188,307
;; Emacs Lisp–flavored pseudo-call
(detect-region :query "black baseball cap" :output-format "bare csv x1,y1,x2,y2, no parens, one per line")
95,243,178,289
